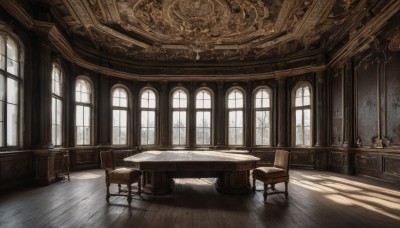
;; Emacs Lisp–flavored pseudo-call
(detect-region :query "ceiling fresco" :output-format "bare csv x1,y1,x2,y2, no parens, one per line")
44,0,379,63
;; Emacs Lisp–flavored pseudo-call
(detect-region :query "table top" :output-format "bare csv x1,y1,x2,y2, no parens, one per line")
124,150,260,163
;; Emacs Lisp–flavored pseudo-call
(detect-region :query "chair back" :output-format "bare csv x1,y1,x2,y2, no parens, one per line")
274,150,290,173
100,150,116,171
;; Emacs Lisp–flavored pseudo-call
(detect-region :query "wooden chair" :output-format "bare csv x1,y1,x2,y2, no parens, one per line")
100,150,142,204
252,150,290,203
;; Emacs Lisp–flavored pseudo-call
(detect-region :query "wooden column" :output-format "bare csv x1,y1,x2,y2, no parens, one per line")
315,71,327,147
130,81,139,147
216,82,226,147
188,82,195,147
160,81,169,147
277,78,287,147
343,61,354,148
37,42,53,149
98,75,110,146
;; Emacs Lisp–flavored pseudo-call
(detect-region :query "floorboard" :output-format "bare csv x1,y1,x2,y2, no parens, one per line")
0,169,399,228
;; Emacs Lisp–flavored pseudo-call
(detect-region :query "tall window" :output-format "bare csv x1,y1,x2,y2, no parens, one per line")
75,78,92,145
51,64,63,146
195,89,212,146
227,89,244,146
293,83,312,146
254,87,271,146
112,87,128,145
140,89,156,145
0,33,21,147
172,89,187,146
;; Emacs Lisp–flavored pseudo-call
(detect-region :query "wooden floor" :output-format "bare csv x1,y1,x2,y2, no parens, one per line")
0,169,399,228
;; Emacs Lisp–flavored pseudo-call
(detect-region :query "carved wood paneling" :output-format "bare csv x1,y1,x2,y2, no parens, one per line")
331,71,342,146
356,63,378,147
251,150,276,166
290,150,315,168
385,54,400,146
0,155,32,183
383,155,400,176
355,152,382,178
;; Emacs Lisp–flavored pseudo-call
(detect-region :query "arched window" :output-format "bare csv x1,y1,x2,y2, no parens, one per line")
140,89,156,145
254,87,271,146
0,32,21,147
112,87,129,145
195,89,212,146
75,78,92,145
171,89,188,146
293,83,312,146
227,88,244,146
51,64,63,146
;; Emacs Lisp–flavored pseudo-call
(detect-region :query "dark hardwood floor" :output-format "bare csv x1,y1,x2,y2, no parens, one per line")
0,169,399,228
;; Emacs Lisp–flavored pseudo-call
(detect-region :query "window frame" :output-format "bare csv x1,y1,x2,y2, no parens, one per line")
291,82,313,147
51,63,63,147
226,87,245,147
139,87,158,146
0,31,23,149
111,85,130,146
194,88,213,147
75,76,93,146
252,86,272,147
170,87,189,147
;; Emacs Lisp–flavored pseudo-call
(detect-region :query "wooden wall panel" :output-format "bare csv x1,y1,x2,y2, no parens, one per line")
290,149,315,168
0,152,33,191
251,150,276,166
383,155,400,180
331,73,342,146
355,152,382,178
356,64,378,146
385,54,400,145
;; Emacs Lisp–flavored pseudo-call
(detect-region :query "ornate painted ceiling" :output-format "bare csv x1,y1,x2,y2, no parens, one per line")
44,0,381,63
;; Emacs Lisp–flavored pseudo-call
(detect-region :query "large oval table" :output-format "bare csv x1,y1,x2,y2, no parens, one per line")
124,150,260,195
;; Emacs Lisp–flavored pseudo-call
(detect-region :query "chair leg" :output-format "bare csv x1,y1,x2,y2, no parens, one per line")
118,184,122,194
127,184,132,204
138,179,142,196
271,183,276,191
106,183,110,202
252,178,256,192
285,182,289,198
263,183,268,203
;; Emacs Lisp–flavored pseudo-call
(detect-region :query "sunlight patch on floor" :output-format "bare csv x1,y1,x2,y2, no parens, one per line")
72,172,102,180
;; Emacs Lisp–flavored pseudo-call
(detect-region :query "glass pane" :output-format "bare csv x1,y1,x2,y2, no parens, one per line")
228,128,235,145
52,98,56,125
179,97,187,108
76,127,83,145
7,78,18,104
203,112,211,127
84,127,90,144
141,128,148,145
83,106,90,126
0,122,4,147
304,126,311,146
228,99,235,108
236,128,243,145
296,88,303,98
236,97,243,108
229,111,236,127
173,98,179,108
6,37,18,61
7,104,17,146
196,128,203,144
120,127,127,144
120,98,127,107
196,112,204,127
141,97,149,108
304,109,311,127
7,59,18,76
172,128,179,145
303,86,310,96
148,111,155,127
120,110,127,127
56,125,62,145
256,129,262,145
237,111,243,127
295,97,302,107
149,98,156,108
255,111,263,128
296,127,303,145
113,110,120,127
0,36,4,54
263,127,270,145
179,128,186,145
0,101,3,120
76,106,83,126
172,111,180,127
113,97,119,107
196,98,204,109
57,99,62,124
113,127,119,144
0,75,3,101
304,97,310,106
0,54,4,70
148,128,155,144
179,112,186,127
203,99,211,109
296,110,302,127
141,111,148,127
255,97,262,108
204,129,211,144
